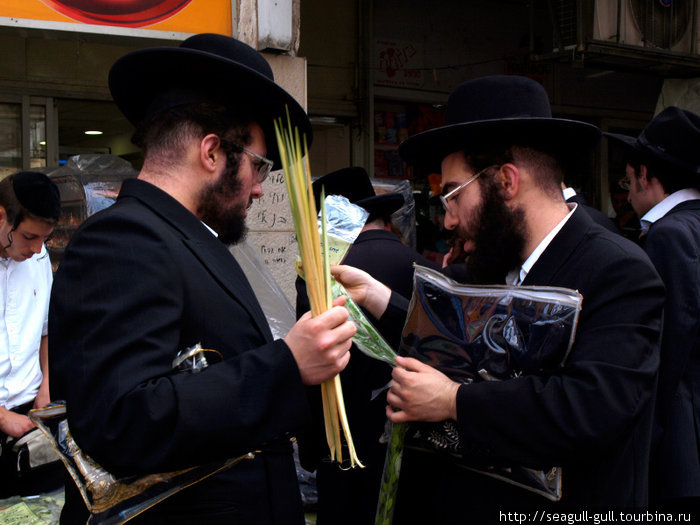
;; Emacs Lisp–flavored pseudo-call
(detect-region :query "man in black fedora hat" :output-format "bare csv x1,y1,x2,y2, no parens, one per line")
295,167,440,525
0,171,62,498
607,106,700,512
49,34,355,524
332,75,664,520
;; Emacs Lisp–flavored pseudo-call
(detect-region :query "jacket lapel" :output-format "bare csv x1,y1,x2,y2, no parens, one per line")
119,179,273,342
521,206,593,287
184,237,274,342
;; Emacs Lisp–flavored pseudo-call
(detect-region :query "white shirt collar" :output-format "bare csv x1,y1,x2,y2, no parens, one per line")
201,221,219,238
506,203,577,286
640,188,700,233
561,187,577,201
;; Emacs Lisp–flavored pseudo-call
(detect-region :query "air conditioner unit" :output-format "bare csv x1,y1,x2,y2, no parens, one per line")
592,0,699,55
542,1,700,75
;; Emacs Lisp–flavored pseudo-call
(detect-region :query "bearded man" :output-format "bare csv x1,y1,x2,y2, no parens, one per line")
332,75,664,521
49,34,355,524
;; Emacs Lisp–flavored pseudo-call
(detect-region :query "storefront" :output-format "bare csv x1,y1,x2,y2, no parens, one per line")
0,0,311,302
302,0,700,261
0,0,240,175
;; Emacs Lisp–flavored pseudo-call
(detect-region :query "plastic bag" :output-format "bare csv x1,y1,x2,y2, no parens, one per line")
230,239,297,340
295,194,368,278
43,154,137,217
332,280,397,366
372,178,416,249
28,344,254,525
400,265,582,501
319,194,368,265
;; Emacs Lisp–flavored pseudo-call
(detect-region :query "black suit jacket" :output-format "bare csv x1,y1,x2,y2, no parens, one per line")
566,194,619,234
50,179,310,524
296,229,440,525
387,206,664,521
644,199,700,501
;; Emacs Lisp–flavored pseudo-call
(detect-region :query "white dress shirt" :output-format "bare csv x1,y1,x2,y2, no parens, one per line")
0,244,52,410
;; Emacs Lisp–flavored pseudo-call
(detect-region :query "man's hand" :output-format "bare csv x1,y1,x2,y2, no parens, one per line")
0,407,35,438
34,382,50,409
386,356,460,423
331,265,391,319
442,239,466,268
284,297,356,385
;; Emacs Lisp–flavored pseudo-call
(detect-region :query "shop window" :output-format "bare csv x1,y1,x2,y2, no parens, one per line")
373,101,448,264
373,101,445,180
30,105,47,169
0,103,22,179
0,97,54,179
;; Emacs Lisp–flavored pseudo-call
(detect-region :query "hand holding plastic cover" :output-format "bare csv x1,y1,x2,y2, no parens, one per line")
28,345,255,525
400,265,582,501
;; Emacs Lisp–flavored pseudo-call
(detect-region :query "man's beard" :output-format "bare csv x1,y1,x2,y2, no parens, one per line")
459,180,527,284
197,164,248,245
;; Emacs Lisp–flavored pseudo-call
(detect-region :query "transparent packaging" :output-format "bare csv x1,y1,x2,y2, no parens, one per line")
375,265,583,525
319,194,369,265
400,265,582,501
28,343,252,525
372,178,416,249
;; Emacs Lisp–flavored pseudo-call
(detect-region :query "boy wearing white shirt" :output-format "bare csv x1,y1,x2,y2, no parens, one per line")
0,171,60,497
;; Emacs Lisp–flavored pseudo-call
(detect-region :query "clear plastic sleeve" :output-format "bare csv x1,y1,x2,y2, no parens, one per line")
28,344,253,524
229,240,297,340
372,178,416,249
399,265,583,501
319,194,369,265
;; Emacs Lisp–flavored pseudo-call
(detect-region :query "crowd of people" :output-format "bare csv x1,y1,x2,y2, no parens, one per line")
0,33,698,525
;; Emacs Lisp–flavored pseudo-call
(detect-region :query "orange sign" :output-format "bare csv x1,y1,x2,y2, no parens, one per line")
0,0,231,35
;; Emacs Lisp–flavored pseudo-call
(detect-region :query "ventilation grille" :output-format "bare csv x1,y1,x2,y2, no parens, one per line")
630,0,692,49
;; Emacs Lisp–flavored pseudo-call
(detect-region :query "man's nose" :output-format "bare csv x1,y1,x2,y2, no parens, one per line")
443,211,458,230
251,179,264,199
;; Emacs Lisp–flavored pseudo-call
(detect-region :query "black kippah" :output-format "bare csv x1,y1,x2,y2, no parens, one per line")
12,171,61,221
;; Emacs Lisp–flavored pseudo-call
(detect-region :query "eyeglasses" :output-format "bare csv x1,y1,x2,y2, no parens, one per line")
617,176,631,192
239,145,273,184
222,140,274,184
440,165,499,215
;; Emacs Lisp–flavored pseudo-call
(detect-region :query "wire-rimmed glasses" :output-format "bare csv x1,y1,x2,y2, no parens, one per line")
440,165,499,215
222,139,274,184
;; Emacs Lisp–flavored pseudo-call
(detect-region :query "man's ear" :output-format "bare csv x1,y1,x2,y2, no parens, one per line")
498,163,520,200
638,165,651,189
200,134,222,173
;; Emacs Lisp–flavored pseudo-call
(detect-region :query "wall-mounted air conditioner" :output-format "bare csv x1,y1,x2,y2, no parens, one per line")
542,0,700,75
592,0,699,55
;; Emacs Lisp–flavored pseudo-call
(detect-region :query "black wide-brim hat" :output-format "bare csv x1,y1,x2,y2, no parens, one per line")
108,33,312,169
312,167,404,216
398,75,601,171
604,106,700,177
